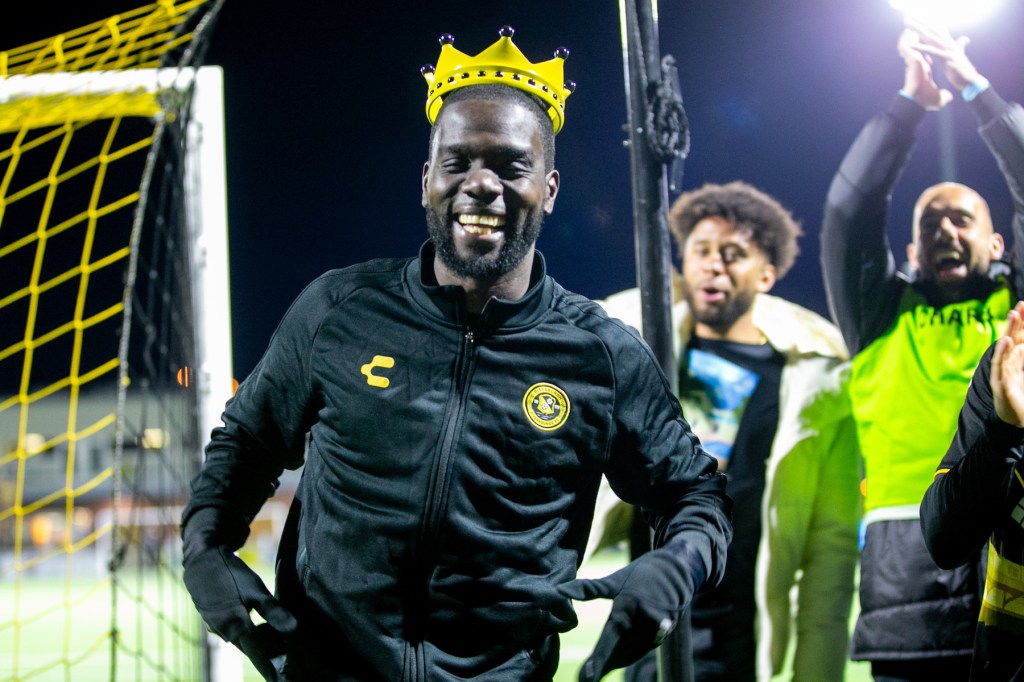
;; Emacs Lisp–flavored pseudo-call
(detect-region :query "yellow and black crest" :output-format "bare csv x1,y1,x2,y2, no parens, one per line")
522,382,570,431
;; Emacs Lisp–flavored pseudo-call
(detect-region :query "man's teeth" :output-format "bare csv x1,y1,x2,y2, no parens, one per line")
459,214,505,235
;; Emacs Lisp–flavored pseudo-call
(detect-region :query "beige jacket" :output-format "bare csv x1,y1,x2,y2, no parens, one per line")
589,288,861,681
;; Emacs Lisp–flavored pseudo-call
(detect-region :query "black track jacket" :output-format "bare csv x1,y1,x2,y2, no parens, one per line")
181,243,731,681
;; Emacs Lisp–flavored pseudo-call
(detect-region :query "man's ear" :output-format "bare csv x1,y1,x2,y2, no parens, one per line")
421,162,430,208
543,169,560,214
991,232,1006,260
906,242,919,270
757,263,777,294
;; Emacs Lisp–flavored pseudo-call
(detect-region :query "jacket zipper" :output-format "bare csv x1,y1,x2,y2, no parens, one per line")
426,328,476,532
406,327,477,680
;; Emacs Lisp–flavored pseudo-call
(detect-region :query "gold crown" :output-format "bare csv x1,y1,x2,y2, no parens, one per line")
420,26,576,134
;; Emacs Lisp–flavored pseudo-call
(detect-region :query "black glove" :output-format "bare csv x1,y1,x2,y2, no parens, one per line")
183,540,297,681
558,541,705,682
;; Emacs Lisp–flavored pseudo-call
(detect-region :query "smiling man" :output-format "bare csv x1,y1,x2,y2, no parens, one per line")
422,85,557,311
820,19,1024,682
908,181,1005,305
177,26,730,682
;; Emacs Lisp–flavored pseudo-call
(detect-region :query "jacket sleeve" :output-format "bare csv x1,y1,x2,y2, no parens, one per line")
754,356,860,681
180,278,328,550
601,324,732,592
920,344,1024,569
790,411,861,681
820,94,926,355
970,87,1024,296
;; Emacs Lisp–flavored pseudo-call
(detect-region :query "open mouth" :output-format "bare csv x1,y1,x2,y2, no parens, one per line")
933,250,966,277
699,285,727,303
458,213,505,236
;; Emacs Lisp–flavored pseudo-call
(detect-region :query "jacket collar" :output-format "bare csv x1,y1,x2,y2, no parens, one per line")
673,294,848,360
405,240,554,332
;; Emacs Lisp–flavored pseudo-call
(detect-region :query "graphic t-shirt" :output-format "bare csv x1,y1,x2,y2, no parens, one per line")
682,336,784,681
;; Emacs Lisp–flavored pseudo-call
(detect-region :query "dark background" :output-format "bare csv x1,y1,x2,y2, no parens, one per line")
5,0,1024,379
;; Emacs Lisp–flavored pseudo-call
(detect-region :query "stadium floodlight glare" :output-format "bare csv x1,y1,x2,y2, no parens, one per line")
890,0,1004,30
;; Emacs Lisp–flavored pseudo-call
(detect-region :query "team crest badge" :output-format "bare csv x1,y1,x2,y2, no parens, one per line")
523,382,570,431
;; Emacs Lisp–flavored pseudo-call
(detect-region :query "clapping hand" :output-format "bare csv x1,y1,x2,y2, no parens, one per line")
903,15,982,93
897,27,952,110
992,301,1024,427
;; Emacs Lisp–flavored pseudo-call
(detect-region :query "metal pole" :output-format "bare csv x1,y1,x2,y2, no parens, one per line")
618,0,676,383
618,1,691,681
938,105,957,181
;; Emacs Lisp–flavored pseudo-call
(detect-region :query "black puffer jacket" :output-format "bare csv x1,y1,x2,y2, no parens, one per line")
922,344,1024,680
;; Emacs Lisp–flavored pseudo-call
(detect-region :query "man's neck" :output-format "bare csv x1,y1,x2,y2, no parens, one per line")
919,276,999,308
694,314,764,345
433,256,534,314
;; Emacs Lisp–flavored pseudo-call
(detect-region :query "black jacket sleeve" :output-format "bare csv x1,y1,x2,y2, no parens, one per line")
920,344,1024,569
180,276,329,550
601,321,732,592
820,94,927,354
969,87,1024,297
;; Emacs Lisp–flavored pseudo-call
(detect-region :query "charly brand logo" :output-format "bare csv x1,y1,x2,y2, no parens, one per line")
522,382,570,431
360,355,395,388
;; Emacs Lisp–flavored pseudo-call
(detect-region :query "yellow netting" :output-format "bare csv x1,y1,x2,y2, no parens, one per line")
0,0,208,77
0,1,222,680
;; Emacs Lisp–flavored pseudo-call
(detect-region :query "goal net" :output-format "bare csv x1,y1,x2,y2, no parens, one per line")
0,2,231,680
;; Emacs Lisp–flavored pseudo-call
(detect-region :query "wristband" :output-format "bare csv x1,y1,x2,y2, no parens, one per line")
962,76,990,103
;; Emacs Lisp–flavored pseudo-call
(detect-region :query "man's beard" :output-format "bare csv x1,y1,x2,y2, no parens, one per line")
920,268,997,305
426,207,543,281
683,286,756,335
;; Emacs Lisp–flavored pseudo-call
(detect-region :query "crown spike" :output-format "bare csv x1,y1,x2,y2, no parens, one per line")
421,26,575,134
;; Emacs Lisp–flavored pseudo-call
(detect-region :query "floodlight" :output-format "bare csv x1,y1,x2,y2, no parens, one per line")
890,0,1004,29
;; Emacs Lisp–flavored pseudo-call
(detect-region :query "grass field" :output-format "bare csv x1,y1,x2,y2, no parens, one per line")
0,568,203,682
3,548,872,681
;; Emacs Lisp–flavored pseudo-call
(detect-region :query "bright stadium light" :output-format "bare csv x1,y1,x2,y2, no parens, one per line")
890,0,1004,30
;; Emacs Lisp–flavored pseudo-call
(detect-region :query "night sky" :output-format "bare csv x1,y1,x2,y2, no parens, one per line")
6,0,1024,379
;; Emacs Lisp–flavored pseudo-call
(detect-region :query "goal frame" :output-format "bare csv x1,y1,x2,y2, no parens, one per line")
0,65,239,681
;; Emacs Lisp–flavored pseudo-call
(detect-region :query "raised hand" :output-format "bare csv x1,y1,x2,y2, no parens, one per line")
903,16,982,92
897,28,952,110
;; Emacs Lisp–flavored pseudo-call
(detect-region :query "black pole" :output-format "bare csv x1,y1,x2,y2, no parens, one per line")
618,2,691,681
619,1,675,381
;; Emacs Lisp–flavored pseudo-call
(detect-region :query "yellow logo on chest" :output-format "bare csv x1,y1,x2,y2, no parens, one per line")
360,355,395,388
